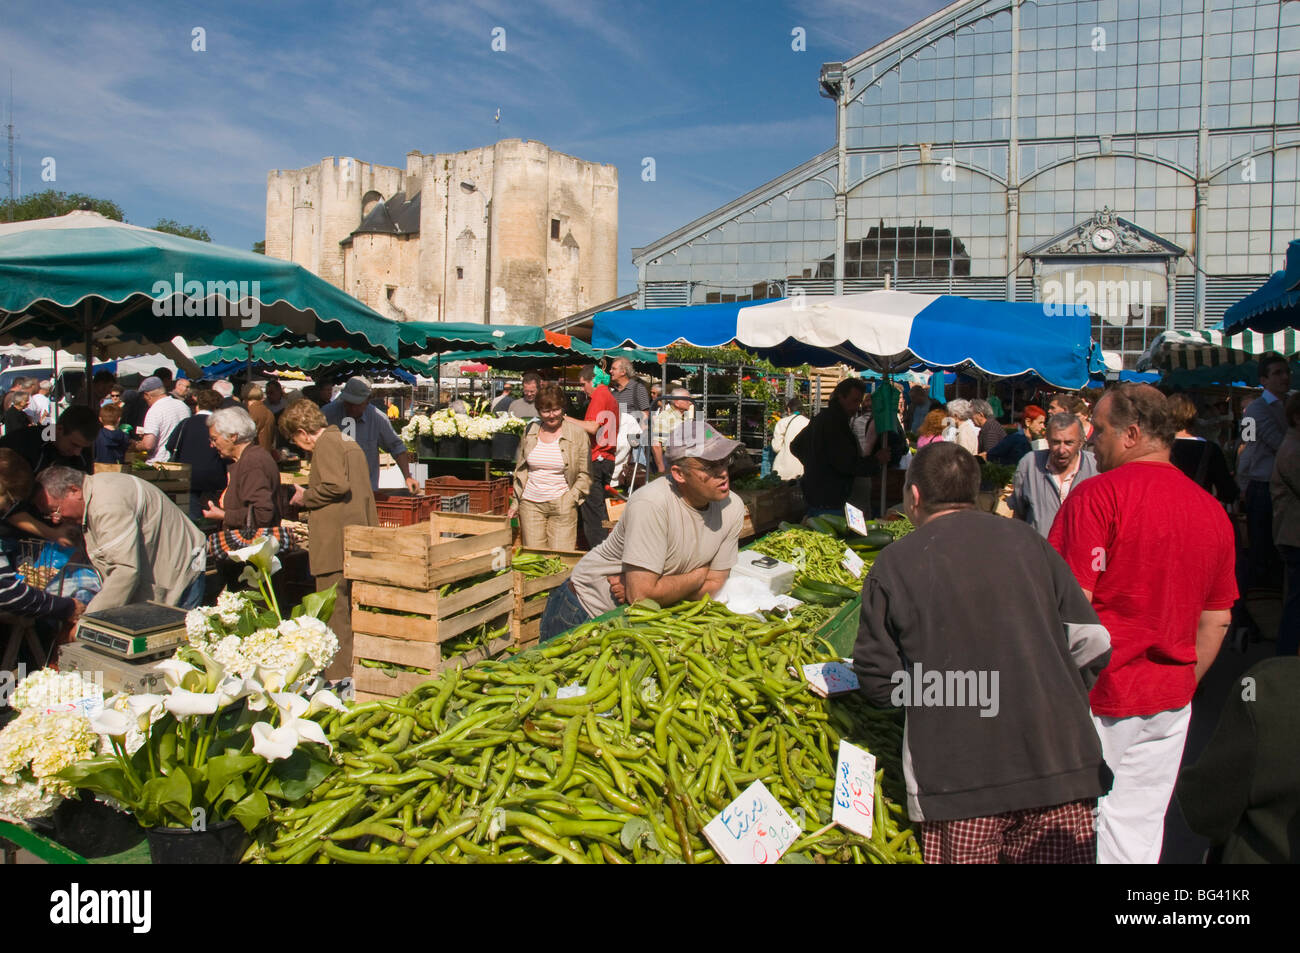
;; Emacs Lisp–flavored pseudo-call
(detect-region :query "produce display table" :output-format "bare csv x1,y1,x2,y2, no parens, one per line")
418,456,511,482
0,819,149,865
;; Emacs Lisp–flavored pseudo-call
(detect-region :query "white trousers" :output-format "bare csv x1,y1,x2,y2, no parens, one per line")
1092,704,1192,865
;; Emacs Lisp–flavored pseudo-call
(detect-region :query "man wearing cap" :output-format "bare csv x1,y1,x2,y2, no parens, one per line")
323,377,420,493
539,421,746,642
134,376,191,464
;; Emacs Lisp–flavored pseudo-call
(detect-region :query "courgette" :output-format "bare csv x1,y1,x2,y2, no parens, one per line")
797,578,859,600
803,516,837,536
789,585,844,606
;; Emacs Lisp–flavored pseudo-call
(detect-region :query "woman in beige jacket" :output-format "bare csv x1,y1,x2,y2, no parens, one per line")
508,382,591,550
280,399,377,683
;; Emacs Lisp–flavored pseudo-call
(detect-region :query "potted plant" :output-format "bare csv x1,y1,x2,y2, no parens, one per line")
464,413,495,459
400,414,437,458
492,415,526,461
433,409,466,458
54,537,343,864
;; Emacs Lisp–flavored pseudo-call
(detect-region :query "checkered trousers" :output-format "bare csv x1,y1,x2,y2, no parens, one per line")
921,799,1097,864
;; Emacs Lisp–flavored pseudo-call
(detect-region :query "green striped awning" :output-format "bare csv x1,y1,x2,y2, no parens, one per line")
1137,328,1300,372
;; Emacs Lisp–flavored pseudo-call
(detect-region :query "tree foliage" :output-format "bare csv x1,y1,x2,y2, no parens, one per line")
0,189,123,222
153,219,211,242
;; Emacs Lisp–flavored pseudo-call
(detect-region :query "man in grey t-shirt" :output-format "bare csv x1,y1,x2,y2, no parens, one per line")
539,420,746,641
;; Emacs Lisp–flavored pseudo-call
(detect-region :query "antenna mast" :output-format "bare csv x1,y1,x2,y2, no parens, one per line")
4,71,17,221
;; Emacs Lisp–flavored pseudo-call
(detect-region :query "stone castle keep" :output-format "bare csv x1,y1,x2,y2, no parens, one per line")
265,140,618,326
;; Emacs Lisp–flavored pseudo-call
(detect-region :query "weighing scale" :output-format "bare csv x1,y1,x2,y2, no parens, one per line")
74,602,190,660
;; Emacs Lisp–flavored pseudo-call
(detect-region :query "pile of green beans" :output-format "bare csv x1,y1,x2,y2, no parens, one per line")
751,529,861,589
252,597,919,864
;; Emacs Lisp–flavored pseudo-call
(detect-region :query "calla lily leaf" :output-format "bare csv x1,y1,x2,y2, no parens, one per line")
229,789,271,833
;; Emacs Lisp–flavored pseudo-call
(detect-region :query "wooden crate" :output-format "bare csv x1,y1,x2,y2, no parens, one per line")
351,571,515,698
343,512,512,590
512,548,582,649
353,634,513,702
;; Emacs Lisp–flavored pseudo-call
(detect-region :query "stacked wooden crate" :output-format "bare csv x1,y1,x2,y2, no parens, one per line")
343,512,513,701
511,548,583,651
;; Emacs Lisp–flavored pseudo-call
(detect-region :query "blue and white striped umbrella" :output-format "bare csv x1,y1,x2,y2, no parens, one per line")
593,291,1097,389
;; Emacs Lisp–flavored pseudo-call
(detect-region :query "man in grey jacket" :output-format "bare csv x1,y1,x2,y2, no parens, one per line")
1007,413,1098,537
854,442,1111,863
33,468,207,612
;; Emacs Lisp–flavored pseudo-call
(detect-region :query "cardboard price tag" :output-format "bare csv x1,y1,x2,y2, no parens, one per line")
832,740,877,838
842,547,865,578
802,661,860,697
43,695,104,720
844,502,869,536
703,780,801,865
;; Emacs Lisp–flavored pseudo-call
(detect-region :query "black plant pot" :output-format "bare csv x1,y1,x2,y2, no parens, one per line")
467,439,492,460
491,432,520,461
416,435,437,457
146,818,248,865
53,796,144,859
436,437,468,458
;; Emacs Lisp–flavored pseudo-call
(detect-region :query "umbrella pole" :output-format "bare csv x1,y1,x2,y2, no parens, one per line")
83,301,94,408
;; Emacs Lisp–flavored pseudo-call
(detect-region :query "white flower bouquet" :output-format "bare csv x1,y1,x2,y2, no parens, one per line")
496,415,528,436
431,409,459,438
0,708,99,822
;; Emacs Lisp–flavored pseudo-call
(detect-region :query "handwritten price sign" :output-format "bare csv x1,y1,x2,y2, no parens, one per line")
832,740,877,838
703,780,801,865
802,662,860,697
844,502,869,536
842,547,865,578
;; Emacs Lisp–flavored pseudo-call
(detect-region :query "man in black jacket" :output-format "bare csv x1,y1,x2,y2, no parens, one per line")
853,442,1112,863
791,378,887,516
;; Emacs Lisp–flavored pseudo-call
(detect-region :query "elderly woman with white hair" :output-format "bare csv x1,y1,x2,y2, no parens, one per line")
202,406,282,532
945,399,980,455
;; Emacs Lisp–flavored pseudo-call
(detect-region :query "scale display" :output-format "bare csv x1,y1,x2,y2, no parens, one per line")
75,602,190,660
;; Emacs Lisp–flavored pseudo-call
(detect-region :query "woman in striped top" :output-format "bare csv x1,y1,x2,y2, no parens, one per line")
509,382,592,550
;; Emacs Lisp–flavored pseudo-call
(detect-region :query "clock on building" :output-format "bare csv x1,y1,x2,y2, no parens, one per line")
1092,227,1117,251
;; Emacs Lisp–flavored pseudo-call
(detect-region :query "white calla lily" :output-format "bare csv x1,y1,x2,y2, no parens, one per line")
307,690,345,716
163,688,221,718
155,659,201,692
270,692,309,719
125,694,166,731
288,716,331,751
250,722,298,762
90,709,132,740
231,535,282,576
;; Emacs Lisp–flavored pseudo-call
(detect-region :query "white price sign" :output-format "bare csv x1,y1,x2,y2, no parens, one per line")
841,547,865,578
44,695,104,719
832,740,877,838
703,780,801,865
844,502,869,536
802,661,860,697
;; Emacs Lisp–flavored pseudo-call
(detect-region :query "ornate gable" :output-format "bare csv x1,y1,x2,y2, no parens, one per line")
1026,208,1184,258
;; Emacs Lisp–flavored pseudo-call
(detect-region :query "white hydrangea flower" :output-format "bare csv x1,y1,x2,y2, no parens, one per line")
10,669,104,713
0,777,59,822
0,709,99,798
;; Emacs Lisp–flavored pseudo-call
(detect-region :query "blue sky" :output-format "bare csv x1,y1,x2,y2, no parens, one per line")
2,0,951,296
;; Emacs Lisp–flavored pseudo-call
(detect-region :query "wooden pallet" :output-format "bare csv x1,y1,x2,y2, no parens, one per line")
342,513,512,590
351,572,515,698
512,548,582,650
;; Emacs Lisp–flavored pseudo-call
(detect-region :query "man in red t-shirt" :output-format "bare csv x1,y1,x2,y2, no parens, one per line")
570,365,619,548
1049,384,1236,864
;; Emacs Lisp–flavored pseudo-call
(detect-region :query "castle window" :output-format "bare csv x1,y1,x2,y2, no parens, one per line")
456,267,464,279
551,219,560,239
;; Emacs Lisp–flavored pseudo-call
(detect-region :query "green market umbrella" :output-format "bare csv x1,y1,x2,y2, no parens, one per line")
198,342,430,378
0,211,401,370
